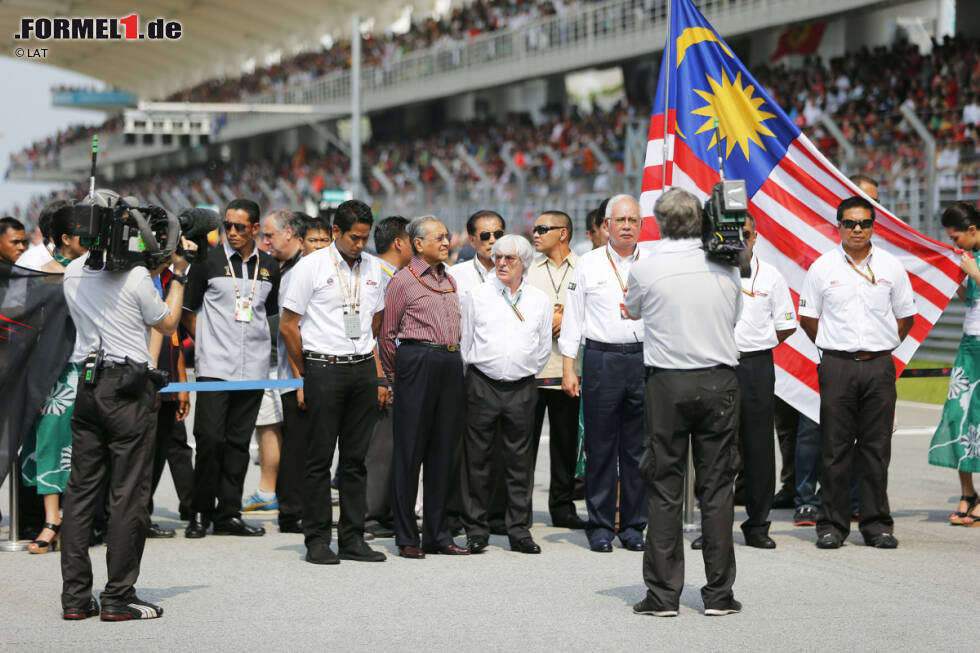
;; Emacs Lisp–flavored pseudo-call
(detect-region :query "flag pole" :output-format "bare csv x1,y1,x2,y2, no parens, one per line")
660,0,672,192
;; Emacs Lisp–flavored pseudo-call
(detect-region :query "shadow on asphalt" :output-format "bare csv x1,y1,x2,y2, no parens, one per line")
597,584,705,611
131,585,209,601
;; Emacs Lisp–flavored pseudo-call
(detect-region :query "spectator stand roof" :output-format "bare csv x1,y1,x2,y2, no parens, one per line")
0,0,429,98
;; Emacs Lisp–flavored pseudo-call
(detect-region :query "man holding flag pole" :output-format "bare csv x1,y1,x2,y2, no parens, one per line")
633,0,961,616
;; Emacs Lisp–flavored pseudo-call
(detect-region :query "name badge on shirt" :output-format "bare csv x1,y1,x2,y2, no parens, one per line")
234,298,253,323
620,303,630,320
343,311,362,339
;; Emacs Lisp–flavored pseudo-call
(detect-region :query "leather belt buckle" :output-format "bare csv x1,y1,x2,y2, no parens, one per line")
447,344,458,353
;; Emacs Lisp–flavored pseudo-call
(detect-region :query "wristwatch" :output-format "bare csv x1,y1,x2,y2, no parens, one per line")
171,273,189,285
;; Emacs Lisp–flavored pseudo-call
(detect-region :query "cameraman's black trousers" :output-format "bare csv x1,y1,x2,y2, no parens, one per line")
61,368,157,611
191,378,262,524
640,366,739,612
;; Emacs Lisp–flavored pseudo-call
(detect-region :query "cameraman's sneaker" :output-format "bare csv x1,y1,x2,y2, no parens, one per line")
242,490,278,512
632,597,678,617
100,598,163,621
705,599,742,616
793,505,818,527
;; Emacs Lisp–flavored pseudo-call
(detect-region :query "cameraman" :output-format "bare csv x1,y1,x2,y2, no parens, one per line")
624,188,742,618
60,199,196,621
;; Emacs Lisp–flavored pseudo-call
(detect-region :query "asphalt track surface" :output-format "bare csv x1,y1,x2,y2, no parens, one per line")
0,400,974,651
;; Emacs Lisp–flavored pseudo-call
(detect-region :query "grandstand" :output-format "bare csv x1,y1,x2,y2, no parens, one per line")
3,0,979,240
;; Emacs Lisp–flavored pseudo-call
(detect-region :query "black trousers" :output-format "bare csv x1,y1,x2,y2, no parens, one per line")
61,368,157,610
303,357,378,548
581,346,647,544
532,388,580,523
641,366,739,611
390,345,464,549
462,368,537,541
149,400,194,520
278,390,310,528
191,378,262,524
772,397,798,497
365,404,393,530
816,354,896,540
734,351,775,536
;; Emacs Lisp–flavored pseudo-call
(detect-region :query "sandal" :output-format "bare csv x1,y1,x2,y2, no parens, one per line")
949,494,979,525
961,502,980,528
28,522,61,554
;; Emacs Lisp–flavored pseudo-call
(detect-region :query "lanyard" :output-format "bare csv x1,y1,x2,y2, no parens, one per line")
473,257,489,282
501,287,524,321
329,247,362,313
741,257,760,297
844,251,876,286
544,257,571,302
223,245,261,306
605,246,638,294
380,263,395,278
410,265,456,294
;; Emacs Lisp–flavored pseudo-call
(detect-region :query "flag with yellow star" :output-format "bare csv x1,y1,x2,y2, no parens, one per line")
640,0,962,422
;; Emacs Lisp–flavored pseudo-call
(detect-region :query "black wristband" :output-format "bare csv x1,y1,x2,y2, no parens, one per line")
171,273,188,285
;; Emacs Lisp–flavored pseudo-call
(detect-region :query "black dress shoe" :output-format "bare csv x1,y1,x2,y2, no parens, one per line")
622,540,646,551
148,523,175,539
212,517,265,536
466,537,489,554
185,516,209,539
338,540,386,562
590,540,613,553
816,532,843,549
510,537,541,554
552,514,588,529
744,533,776,549
306,542,340,565
423,542,470,555
691,535,703,550
864,532,898,549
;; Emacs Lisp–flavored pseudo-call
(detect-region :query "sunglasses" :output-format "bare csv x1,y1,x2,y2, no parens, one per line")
532,225,563,235
839,218,875,230
479,230,504,241
223,221,251,233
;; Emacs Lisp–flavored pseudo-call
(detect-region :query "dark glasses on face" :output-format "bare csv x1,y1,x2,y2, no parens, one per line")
839,219,874,230
479,230,504,241
532,225,563,235
223,221,251,233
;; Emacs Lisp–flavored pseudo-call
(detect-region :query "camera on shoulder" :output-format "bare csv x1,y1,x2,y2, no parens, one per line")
702,180,750,267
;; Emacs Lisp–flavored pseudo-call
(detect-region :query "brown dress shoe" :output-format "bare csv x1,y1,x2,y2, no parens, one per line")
398,545,426,559
424,542,470,555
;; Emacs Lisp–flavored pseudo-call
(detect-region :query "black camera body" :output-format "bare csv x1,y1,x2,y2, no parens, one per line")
702,180,750,266
73,200,173,271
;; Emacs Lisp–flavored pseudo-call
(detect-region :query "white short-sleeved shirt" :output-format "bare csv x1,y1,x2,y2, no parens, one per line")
735,255,797,352
63,253,169,365
624,238,741,369
461,276,553,381
558,245,645,358
16,244,53,271
448,257,493,299
798,244,917,352
281,242,386,356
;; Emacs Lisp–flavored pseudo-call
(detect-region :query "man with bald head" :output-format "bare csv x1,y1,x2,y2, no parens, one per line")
558,194,648,553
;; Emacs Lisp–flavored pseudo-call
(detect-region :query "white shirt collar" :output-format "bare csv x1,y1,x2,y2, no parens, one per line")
492,274,525,298
223,240,258,261
838,242,875,266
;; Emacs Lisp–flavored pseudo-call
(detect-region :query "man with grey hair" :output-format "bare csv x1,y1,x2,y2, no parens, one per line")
625,187,743,617
380,216,471,559
460,235,552,554
558,193,648,553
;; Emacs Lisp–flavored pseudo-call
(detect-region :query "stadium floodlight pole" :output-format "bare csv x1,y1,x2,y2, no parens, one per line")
351,14,362,199
660,0,672,192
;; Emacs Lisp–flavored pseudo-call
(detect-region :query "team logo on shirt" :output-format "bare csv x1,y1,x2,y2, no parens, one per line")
326,277,335,287
567,282,576,291
754,290,769,297
876,278,892,286
784,312,794,320
799,299,807,307
829,280,841,286
365,279,378,286
259,268,270,279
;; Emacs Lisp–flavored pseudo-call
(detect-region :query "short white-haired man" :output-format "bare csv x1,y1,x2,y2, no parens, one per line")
460,235,552,554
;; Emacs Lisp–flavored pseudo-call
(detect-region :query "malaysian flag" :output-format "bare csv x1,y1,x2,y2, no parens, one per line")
639,0,962,421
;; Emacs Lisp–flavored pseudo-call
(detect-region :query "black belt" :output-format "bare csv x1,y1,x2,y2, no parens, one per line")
646,364,734,378
821,349,891,361
469,365,534,388
400,339,460,353
738,348,773,360
584,338,643,354
303,351,374,365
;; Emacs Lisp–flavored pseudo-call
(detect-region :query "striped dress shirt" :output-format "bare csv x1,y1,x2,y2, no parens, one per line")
380,256,461,379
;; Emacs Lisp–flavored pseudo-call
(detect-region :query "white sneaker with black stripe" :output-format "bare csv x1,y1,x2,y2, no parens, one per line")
100,597,163,621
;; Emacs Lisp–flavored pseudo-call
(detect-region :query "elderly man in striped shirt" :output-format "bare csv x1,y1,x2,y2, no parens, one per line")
379,215,471,559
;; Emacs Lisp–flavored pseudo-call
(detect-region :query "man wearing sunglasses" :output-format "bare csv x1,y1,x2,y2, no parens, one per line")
527,210,587,529
182,198,280,539
798,196,916,550
558,194,648,553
